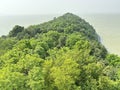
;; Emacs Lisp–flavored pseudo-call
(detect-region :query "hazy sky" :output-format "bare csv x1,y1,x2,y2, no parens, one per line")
0,0,120,15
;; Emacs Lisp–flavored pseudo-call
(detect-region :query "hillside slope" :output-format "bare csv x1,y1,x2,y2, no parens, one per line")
0,13,120,90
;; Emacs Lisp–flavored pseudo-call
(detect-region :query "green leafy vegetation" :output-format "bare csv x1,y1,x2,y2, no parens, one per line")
0,13,120,90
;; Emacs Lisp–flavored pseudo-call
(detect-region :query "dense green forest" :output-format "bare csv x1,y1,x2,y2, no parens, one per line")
0,13,120,90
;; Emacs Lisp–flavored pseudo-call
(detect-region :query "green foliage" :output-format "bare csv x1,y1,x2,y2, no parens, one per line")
0,68,27,90
28,67,45,90
106,54,120,67
0,13,120,90
9,25,24,37
0,37,17,56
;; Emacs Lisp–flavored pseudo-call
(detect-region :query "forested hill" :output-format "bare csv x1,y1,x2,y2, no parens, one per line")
8,13,98,41
0,13,120,90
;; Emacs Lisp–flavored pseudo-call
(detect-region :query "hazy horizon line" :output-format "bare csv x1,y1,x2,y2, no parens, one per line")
0,12,120,16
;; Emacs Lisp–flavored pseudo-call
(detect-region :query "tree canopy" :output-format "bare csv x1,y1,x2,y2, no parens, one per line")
0,13,120,90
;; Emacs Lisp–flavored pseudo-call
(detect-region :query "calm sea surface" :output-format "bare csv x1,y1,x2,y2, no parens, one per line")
0,14,120,55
